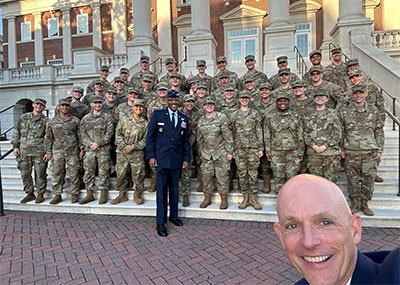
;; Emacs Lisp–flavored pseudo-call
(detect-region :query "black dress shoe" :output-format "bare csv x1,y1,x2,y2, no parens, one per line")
156,224,168,237
169,218,183,226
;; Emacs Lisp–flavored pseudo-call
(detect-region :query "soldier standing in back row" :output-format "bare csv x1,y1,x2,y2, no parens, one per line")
45,98,83,204
269,56,299,90
130,55,158,89
239,55,269,90
70,86,89,120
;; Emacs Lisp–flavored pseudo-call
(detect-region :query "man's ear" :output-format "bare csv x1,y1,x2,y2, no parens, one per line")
274,222,286,249
351,214,362,245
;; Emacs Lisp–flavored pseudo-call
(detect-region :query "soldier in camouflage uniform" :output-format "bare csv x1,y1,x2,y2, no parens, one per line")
188,77,199,96
79,96,115,205
253,83,275,193
12,98,49,204
339,84,384,216
269,56,299,90
140,74,157,106
264,93,304,193
115,87,140,122
45,98,83,204
102,87,120,119
212,56,239,91
231,91,264,210
130,55,158,89
303,50,327,86
70,86,89,120
303,91,342,183
211,71,231,103
272,68,295,101
241,74,259,102
187,59,213,94
160,57,188,93
82,79,105,106
194,83,208,110
179,95,199,207
86,65,111,95
197,97,234,210
118,67,130,87
239,54,269,90
111,99,148,205
113,76,128,103
324,47,347,92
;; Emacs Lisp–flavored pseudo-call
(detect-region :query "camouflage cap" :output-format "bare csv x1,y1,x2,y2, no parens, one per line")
100,65,110,72
309,49,322,58
188,78,199,85
243,74,255,83
309,65,323,74
331,47,342,54
278,68,291,75
34,98,47,106
216,56,227,63
170,72,181,79
59,98,71,106
239,91,251,99
312,90,328,97
352,84,368,93
259,82,273,90
140,55,150,63
348,69,363,78
72,86,84,93
133,99,146,107
113,76,124,83
167,90,180,98
292,80,306,88
128,87,141,94
91,95,104,103
276,92,290,101
106,87,117,94
156,82,169,90
218,71,230,79
276,56,288,63
142,74,153,82
94,79,104,85
346,58,359,68
165,57,176,65
120,67,129,74
196,59,206,67
224,85,236,91
184,94,196,102
245,55,255,61
203,97,216,105
197,83,207,89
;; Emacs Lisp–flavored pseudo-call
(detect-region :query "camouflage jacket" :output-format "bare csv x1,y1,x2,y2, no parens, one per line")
303,108,342,156
147,99,169,120
307,81,344,109
264,109,304,156
80,112,114,151
252,98,276,122
197,112,234,160
339,102,384,153
45,115,81,155
303,67,329,86
239,70,269,90
291,96,314,117
160,72,188,93
324,62,347,91
230,108,263,151
82,91,105,106
115,116,148,153
217,99,239,120
179,107,200,147
70,101,89,120
86,78,111,94
211,70,239,91
271,86,295,102
115,102,134,122
141,89,158,107
11,112,48,156
130,70,158,89
269,72,299,90
191,73,213,93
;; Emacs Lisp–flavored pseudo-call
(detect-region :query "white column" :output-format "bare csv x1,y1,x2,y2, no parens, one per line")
7,16,17,68
190,0,211,34
33,12,44,66
133,0,152,40
113,0,127,54
338,0,364,22
320,0,339,61
156,0,173,59
92,3,102,49
267,0,291,28
61,8,72,65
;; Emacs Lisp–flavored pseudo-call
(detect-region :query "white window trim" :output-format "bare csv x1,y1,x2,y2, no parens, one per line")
48,17,59,38
20,61,35,68
21,21,31,42
295,23,312,61
47,59,63,66
77,13,89,35
228,28,259,68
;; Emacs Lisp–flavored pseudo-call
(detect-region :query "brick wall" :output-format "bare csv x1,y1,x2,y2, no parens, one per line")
101,3,114,54
3,19,8,68
42,11,63,63
374,0,383,30
70,6,93,48
16,14,34,66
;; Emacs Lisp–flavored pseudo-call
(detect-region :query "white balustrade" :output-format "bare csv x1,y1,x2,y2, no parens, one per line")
10,67,41,81
56,65,73,79
371,30,400,49
98,54,128,72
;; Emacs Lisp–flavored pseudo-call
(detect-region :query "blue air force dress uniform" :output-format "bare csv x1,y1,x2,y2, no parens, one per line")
146,90,191,234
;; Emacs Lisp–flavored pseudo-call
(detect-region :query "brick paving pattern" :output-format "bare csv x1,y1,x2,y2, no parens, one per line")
1,211,399,285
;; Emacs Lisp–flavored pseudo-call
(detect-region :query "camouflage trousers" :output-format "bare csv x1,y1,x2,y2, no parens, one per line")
259,155,272,178
201,156,230,195
116,151,145,192
83,150,110,192
50,152,80,195
308,154,340,183
345,150,378,200
180,163,193,196
16,155,48,194
235,149,260,194
270,150,301,193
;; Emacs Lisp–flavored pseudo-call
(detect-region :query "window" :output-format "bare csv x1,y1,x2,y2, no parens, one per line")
228,28,258,66
21,21,31,41
183,0,191,3
48,17,59,38
47,59,63,66
20,61,35,68
77,13,89,34
295,23,311,60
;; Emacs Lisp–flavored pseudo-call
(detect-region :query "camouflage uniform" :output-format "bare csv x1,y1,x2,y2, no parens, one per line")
272,86,295,102
130,70,158,89
308,81,344,109
82,91,105,106
115,102,134,122
269,72,299,90
160,73,188,93
239,70,269,90
147,98,169,120
80,112,114,194
191,74,213,94
264,107,304,193
303,108,342,182
11,112,48,195
70,101,89,120
86,79,110,95
197,111,234,195
212,70,239,91
303,66,329,86
231,108,263,194
324,62,347,92
45,114,81,195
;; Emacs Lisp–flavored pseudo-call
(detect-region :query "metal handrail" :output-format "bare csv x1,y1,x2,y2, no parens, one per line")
179,46,188,74
294,46,308,77
0,104,15,141
0,147,13,217
0,105,15,114
150,57,163,74
385,109,400,197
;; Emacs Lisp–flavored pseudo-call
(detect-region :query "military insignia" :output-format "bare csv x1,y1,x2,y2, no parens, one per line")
159,128,163,132
181,130,184,136
181,121,186,128
157,122,165,125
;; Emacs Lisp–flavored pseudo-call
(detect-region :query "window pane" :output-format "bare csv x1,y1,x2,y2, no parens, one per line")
48,18,59,37
296,34,309,58
295,23,310,31
230,40,242,65
244,39,255,57
229,28,257,38
77,14,88,34
21,22,31,41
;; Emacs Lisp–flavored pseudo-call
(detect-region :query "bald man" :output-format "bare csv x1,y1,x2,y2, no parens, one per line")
274,174,399,285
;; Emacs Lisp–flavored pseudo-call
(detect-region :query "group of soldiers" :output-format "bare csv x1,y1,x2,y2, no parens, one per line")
11,47,385,216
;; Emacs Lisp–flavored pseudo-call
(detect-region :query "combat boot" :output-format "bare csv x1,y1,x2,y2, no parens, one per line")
349,197,360,214
49,195,62,205
199,193,212,208
133,191,143,205
71,194,79,203
20,192,36,203
110,190,128,205
182,195,190,207
148,175,156,192
79,190,95,204
250,193,262,210
35,193,45,204
98,190,108,204
375,175,384,183
196,180,203,192
219,194,228,210
361,199,374,216
238,193,249,209
262,177,271,193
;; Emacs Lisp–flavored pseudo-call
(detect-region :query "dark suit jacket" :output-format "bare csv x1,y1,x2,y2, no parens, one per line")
296,248,400,285
146,108,191,169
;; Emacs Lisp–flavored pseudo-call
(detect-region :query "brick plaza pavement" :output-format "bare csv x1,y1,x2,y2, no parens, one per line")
1,211,399,284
